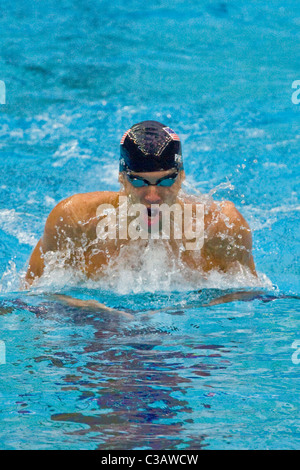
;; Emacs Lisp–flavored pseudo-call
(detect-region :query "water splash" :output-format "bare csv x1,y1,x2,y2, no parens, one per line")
0,209,38,246
0,260,20,293
20,238,270,296
0,182,271,295
207,180,235,199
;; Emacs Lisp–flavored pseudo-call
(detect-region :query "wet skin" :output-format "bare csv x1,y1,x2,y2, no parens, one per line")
25,169,257,286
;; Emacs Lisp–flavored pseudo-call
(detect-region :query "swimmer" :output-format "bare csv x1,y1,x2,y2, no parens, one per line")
25,120,257,286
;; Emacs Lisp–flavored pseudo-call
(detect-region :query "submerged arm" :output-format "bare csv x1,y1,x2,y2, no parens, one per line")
51,294,134,319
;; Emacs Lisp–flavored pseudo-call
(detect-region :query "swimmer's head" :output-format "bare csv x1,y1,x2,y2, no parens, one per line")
119,120,183,173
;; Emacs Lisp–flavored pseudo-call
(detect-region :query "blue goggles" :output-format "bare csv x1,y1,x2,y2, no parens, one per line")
126,171,179,188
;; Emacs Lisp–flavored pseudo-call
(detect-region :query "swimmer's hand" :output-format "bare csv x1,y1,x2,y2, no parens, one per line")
52,294,134,319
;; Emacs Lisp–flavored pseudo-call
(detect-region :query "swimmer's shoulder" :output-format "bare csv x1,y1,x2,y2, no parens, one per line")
179,194,242,223
204,199,253,256
51,191,119,215
66,191,120,215
205,199,249,228
44,191,120,238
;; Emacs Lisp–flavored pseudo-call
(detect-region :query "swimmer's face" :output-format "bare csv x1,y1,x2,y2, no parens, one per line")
119,169,185,206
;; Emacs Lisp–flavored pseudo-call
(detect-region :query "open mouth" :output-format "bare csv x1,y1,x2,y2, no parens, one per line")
147,207,159,218
144,206,160,227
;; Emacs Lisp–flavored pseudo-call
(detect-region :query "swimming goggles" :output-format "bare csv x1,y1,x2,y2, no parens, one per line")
126,171,179,188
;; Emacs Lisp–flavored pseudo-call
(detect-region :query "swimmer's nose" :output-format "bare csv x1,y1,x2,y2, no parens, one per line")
144,186,162,205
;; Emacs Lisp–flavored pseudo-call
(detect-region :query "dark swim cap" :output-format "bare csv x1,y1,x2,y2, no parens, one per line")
119,120,183,172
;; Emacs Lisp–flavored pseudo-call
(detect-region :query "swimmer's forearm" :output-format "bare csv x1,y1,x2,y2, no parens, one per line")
205,289,265,306
51,294,134,319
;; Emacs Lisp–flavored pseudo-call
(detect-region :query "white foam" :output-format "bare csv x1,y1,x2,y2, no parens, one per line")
44,196,56,207
24,238,269,295
0,260,19,293
1,183,272,295
0,209,38,246
52,140,92,168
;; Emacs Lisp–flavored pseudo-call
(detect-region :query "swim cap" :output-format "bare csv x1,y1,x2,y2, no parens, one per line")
119,120,183,172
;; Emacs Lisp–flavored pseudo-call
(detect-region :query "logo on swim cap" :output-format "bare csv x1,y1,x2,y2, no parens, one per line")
175,153,182,164
163,127,180,141
119,120,183,173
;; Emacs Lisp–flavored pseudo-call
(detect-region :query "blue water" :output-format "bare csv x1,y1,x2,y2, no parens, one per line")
0,0,299,450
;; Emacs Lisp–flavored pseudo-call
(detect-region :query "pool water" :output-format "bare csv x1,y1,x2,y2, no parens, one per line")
0,0,299,450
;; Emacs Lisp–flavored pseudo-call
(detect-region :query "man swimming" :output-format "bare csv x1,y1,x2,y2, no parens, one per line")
25,120,257,286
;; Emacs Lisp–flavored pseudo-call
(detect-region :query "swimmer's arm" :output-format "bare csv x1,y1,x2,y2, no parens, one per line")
51,294,133,319
24,238,45,286
204,201,257,275
24,197,81,286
